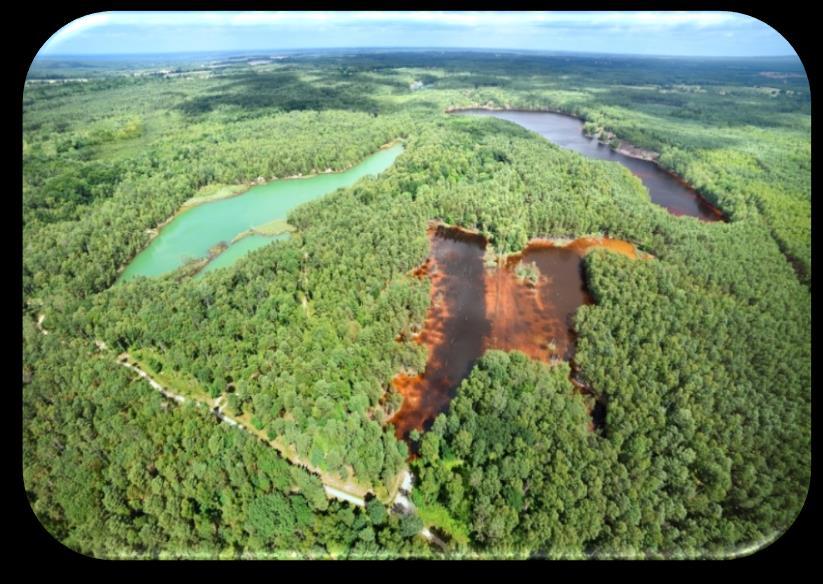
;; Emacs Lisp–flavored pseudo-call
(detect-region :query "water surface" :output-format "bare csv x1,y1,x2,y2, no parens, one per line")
391,225,488,441
195,233,289,279
120,143,403,281
390,225,639,442
456,110,724,221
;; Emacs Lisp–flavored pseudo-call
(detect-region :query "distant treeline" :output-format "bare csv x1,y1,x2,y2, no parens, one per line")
23,51,809,558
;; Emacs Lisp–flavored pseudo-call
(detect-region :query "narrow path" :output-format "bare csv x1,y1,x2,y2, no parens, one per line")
114,353,401,509
392,474,448,551
322,486,365,507
35,314,49,335
420,528,448,550
116,352,446,550
34,302,438,546
118,356,186,404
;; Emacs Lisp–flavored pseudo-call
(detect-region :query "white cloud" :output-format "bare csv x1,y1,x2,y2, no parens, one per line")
37,10,776,57
349,11,743,29
48,11,751,32
61,12,112,33
39,12,112,52
583,11,738,28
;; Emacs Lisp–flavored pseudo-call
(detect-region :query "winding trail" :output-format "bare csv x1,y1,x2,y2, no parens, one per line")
33,311,442,550
119,357,186,404
116,353,368,505
115,352,442,548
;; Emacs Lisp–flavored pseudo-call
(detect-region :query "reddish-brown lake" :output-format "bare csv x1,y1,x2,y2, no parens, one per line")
389,224,639,442
455,109,725,221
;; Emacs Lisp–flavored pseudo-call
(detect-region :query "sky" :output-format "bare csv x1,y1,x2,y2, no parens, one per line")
37,11,799,59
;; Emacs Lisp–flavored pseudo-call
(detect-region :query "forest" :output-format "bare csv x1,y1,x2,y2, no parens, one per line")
23,49,809,558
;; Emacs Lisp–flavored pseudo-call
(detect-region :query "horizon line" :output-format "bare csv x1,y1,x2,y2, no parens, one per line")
35,46,801,61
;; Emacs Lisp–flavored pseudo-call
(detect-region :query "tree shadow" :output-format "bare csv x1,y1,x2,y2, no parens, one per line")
597,85,809,134
177,71,381,116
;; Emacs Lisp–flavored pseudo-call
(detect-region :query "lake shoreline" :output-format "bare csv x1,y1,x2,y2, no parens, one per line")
231,220,296,244
150,138,403,240
390,221,646,443
446,105,726,220
119,140,403,282
446,105,661,162
179,138,403,211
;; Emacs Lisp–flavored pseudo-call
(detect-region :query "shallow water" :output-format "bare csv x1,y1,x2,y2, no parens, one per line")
195,233,289,279
390,225,638,441
120,144,403,281
391,225,488,441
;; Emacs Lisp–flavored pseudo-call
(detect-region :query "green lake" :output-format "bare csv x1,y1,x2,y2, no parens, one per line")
119,143,404,281
195,233,288,279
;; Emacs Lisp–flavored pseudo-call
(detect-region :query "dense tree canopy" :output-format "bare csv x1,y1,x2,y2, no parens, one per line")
23,50,809,558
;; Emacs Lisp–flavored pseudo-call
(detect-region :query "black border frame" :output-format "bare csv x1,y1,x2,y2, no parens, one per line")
13,0,817,571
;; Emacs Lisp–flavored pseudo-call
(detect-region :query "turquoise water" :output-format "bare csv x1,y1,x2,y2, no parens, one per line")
195,233,288,279
120,143,403,281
